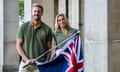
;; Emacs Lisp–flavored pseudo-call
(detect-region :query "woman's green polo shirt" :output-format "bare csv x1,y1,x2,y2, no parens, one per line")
54,27,77,49
17,21,52,62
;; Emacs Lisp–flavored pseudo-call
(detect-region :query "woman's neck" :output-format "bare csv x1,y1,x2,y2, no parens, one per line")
61,28,67,35
61,28,66,31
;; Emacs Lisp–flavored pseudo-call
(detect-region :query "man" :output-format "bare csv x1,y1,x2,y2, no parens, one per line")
16,3,52,72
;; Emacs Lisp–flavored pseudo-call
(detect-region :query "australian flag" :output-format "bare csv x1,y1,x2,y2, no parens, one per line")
37,33,84,72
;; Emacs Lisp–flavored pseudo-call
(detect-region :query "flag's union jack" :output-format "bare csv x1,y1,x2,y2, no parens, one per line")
37,33,84,72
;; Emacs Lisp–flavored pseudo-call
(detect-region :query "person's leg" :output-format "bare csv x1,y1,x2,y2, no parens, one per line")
32,66,39,72
18,61,29,72
27,64,39,72
18,61,39,72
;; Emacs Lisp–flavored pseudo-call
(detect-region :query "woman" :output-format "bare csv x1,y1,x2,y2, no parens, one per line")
54,13,78,50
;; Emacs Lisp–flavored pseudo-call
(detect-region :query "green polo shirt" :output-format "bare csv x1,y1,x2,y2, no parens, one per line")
54,27,77,49
17,21,52,62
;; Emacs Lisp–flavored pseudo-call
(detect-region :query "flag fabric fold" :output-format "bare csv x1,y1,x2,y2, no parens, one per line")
37,33,84,72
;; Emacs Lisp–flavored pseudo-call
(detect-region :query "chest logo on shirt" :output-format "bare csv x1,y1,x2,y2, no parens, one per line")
39,29,46,37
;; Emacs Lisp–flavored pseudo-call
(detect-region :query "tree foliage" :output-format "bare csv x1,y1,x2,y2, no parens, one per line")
19,0,24,17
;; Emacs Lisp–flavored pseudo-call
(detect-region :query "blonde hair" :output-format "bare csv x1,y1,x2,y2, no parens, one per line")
54,14,70,31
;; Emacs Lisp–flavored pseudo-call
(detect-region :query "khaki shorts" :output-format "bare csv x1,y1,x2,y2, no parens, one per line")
18,61,39,72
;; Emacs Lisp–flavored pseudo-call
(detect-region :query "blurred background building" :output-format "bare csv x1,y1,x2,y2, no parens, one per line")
0,0,120,72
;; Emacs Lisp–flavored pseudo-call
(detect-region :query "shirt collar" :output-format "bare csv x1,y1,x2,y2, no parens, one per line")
30,21,43,28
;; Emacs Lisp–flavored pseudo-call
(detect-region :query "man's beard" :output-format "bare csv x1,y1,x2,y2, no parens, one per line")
35,18,40,21
34,16,40,21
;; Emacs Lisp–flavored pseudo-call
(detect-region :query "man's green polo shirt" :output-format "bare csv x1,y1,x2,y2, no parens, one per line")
54,27,77,49
17,21,52,62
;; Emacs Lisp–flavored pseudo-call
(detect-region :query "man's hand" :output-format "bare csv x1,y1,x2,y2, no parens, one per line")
46,52,51,61
26,59,35,65
22,59,35,68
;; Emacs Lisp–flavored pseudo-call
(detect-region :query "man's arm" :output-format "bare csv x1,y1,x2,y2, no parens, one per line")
45,27,53,60
46,41,52,60
16,38,34,64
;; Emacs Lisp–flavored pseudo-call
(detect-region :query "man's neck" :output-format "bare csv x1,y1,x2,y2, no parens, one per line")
32,20,41,26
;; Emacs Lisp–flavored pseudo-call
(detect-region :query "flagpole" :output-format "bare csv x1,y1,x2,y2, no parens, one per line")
23,31,80,68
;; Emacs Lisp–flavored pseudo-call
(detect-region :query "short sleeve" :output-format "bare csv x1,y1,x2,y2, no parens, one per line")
46,28,52,42
16,25,24,40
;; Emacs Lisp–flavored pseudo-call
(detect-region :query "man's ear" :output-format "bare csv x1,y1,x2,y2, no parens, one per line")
41,12,43,16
